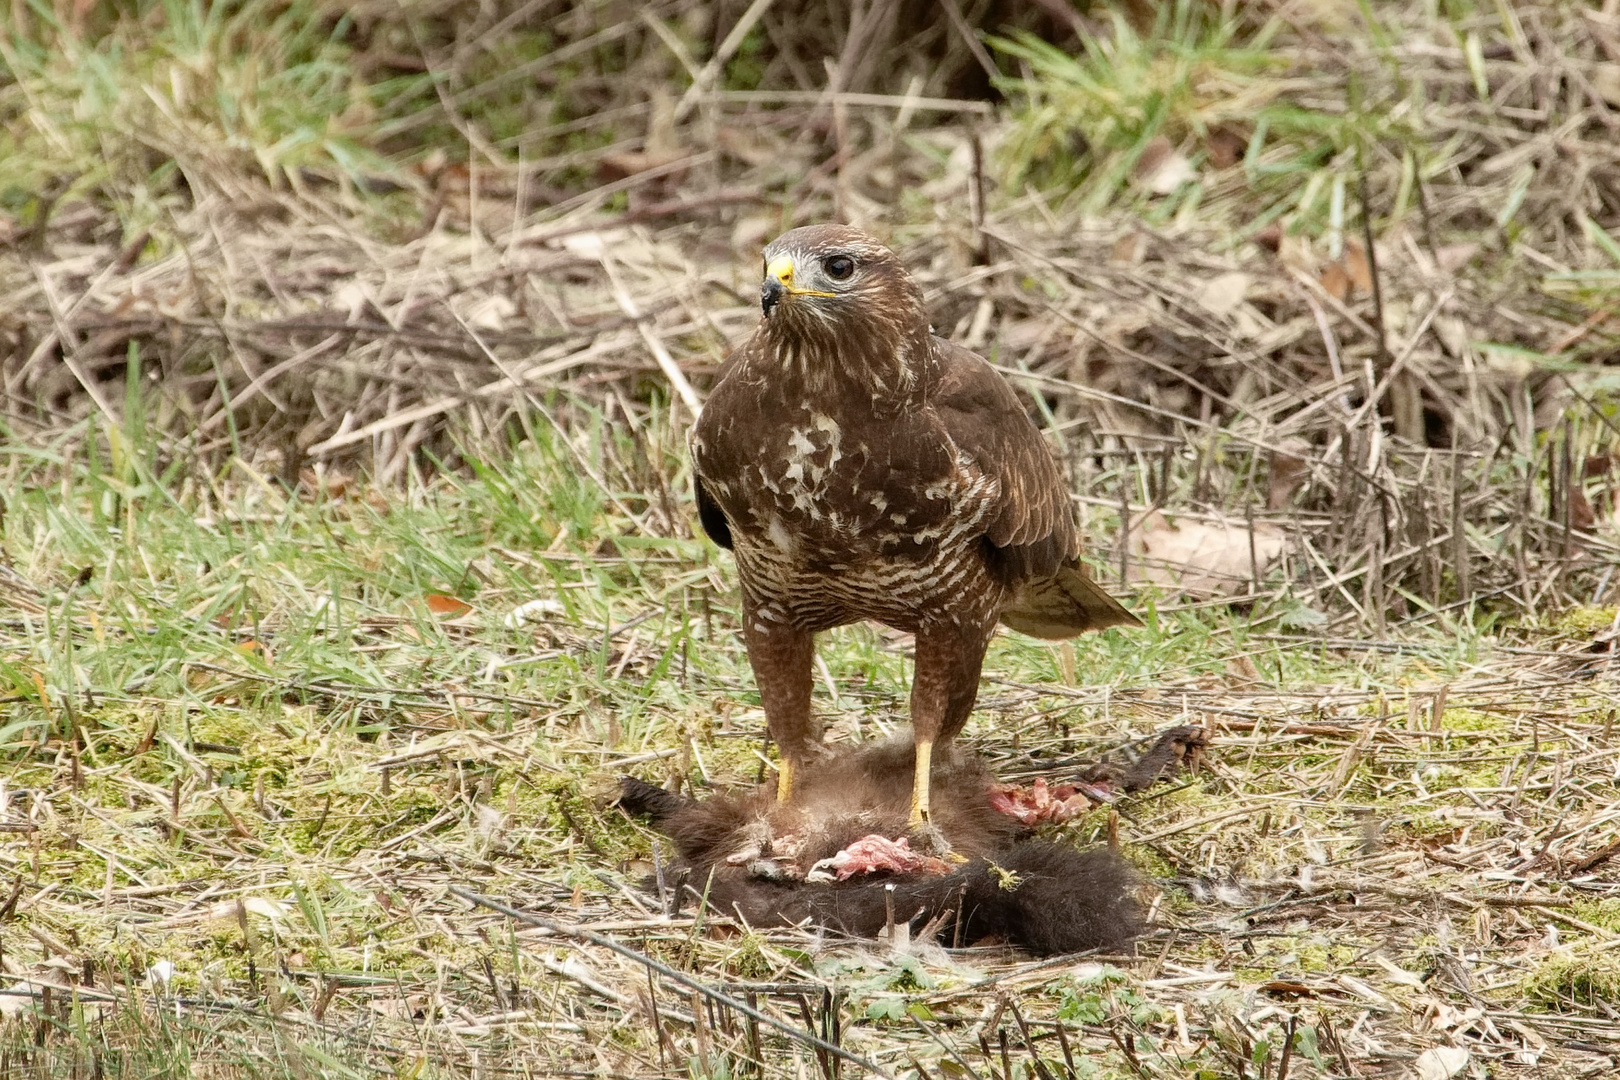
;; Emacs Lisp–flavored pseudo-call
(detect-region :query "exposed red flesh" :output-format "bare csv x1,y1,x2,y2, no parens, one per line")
811,834,951,881
988,777,1113,825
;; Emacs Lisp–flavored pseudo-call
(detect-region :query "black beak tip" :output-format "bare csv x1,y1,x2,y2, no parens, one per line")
761,278,783,317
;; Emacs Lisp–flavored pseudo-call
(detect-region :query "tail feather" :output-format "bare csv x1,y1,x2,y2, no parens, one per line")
1001,561,1140,639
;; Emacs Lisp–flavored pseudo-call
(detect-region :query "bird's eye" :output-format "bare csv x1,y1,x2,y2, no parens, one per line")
823,255,855,281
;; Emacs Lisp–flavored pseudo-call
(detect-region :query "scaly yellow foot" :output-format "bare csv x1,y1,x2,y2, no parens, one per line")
776,755,796,804
908,740,966,861
909,739,933,826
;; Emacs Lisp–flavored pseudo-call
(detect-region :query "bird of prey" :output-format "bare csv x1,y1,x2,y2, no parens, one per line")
690,224,1137,845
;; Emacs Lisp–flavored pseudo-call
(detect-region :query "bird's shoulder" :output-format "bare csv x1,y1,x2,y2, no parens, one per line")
930,337,1025,415
927,337,1078,565
927,337,1050,461
691,334,770,461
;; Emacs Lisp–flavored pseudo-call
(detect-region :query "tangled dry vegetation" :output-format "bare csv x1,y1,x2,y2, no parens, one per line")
5,0,1620,623
2,0,1620,1076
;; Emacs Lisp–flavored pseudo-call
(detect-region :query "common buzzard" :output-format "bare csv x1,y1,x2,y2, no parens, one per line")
691,224,1137,846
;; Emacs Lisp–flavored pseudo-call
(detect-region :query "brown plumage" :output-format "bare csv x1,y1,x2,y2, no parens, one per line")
616,738,1154,956
690,224,1139,836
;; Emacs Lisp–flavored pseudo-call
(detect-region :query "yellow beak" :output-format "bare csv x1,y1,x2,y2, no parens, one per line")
766,256,835,298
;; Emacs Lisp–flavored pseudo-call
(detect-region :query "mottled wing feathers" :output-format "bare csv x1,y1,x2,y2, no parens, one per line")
690,338,761,550
931,339,1078,581
929,339,1138,635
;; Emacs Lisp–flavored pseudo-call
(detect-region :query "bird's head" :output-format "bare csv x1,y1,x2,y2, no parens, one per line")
755,224,932,400
757,225,919,323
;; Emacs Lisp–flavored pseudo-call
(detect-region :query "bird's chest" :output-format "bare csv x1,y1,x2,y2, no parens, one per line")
697,404,985,560
695,404,999,632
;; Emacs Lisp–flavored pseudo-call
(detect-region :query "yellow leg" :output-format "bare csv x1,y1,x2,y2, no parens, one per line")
776,755,796,804
909,738,933,825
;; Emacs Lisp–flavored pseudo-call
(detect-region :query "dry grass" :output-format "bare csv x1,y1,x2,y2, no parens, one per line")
2,609,1618,1077
2,1,1620,1076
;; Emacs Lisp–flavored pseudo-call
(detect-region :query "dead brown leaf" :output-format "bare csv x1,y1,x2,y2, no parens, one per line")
1267,437,1313,509
1318,240,1372,302
1110,231,1148,266
424,593,473,617
1227,653,1263,685
1569,485,1597,531
1130,510,1287,597
1205,125,1248,170
1318,261,1351,301
1342,239,1373,293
